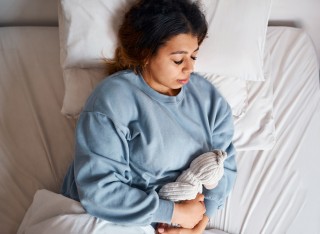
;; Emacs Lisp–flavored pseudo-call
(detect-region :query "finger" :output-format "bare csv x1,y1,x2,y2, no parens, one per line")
196,193,204,202
157,223,167,233
194,215,210,232
157,227,165,233
163,226,183,234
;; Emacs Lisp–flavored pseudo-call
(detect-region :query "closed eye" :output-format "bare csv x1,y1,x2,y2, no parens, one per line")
174,56,197,65
174,60,183,65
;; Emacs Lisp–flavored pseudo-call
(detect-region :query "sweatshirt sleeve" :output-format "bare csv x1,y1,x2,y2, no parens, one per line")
203,100,237,217
73,111,174,226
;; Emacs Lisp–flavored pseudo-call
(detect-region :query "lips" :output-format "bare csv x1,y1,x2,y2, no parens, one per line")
177,78,189,85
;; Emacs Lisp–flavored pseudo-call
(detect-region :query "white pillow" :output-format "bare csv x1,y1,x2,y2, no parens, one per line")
58,0,136,69
195,0,272,81
61,68,106,117
58,0,252,118
200,74,248,118
59,0,272,76
233,79,275,151
232,45,275,151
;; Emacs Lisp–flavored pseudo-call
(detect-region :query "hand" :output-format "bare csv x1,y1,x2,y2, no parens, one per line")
171,193,206,229
157,215,209,234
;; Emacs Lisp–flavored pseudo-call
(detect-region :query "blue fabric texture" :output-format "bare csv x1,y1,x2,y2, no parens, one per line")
61,70,237,226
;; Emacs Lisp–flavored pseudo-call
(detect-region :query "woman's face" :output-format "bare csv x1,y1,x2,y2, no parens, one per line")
142,33,199,96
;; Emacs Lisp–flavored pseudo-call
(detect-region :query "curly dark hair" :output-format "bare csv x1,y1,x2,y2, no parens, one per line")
105,0,208,74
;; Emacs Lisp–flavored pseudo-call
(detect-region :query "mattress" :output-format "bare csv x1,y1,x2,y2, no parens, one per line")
0,26,319,233
0,0,58,26
0,27,75,233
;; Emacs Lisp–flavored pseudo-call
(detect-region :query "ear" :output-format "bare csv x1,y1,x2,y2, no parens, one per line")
144,57,150,66
141,57,150,73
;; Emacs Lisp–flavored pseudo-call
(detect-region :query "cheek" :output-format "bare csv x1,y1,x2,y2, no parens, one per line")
169,65,183,78
154,60,179,76
160,66,181,82
150,57,183,81
164,60,182,75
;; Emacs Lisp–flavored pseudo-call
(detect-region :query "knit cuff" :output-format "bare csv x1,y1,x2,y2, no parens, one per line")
152,199,174,224
204,198,221,217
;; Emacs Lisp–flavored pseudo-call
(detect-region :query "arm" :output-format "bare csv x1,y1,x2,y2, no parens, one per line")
74,111,174,226
204,102,237,217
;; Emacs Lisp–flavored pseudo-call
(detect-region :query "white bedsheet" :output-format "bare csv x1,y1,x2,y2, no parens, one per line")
208,27,320,233
0,27,75,233
0,26,320,234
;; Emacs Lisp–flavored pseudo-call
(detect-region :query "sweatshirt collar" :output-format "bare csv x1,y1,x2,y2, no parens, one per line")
137,73,185,104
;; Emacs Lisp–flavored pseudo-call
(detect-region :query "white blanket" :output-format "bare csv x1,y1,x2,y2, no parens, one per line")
17,190,228,234
17,190,155,234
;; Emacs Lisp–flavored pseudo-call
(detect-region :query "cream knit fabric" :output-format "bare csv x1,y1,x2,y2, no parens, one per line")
159,150,226,202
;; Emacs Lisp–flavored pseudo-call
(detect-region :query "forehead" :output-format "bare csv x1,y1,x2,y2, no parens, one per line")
160,34,199,54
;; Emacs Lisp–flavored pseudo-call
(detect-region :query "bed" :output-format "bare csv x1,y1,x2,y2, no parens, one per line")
1,1,320,234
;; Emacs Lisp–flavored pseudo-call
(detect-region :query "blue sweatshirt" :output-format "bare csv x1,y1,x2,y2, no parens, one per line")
61,70,237,226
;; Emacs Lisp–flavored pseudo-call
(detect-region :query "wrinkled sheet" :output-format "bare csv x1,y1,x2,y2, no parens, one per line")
0,27,75,233
208,27,320,233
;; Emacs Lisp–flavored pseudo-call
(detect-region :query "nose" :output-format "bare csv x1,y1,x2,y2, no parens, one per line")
183,58,194,74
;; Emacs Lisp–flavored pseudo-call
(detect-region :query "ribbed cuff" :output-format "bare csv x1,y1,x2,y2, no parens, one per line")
152,199,174,224
204,198,220,217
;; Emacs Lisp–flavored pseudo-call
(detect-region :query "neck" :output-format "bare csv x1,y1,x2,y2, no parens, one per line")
141,70,180,96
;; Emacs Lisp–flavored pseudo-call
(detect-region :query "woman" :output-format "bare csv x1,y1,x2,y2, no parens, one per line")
61,0,237,233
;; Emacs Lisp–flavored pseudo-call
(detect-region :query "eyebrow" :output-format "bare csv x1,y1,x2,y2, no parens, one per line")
170,47,199,55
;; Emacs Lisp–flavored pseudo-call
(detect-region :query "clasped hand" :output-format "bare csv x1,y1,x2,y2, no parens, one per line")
157,193,208,234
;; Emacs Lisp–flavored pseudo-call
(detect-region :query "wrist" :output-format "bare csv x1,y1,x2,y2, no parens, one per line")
171,202,183,224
